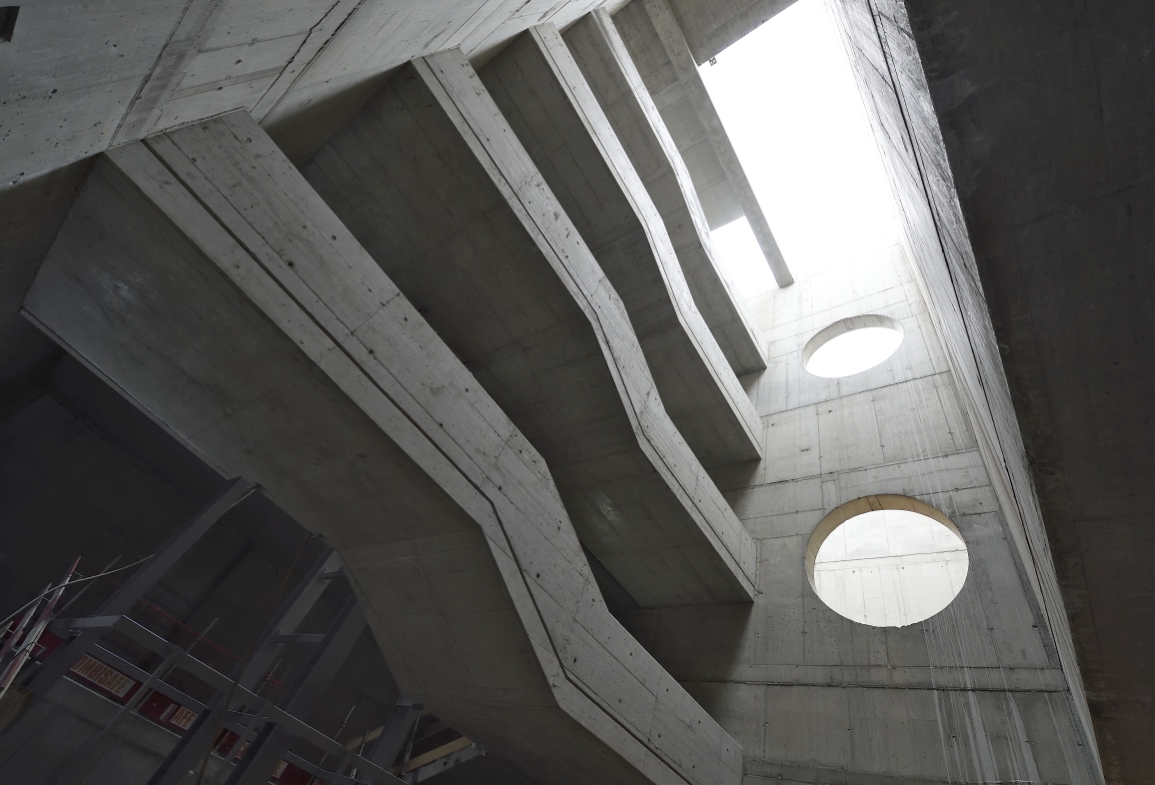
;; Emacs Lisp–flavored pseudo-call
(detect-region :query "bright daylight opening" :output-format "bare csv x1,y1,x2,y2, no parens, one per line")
700,0,899,296
811,507,968,628
802,314,904,377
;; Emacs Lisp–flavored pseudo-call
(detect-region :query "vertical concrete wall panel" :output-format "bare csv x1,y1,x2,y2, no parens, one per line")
616,242,1099,784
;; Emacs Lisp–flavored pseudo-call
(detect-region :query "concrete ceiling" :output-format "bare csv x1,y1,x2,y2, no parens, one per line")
904,2,1155,782
0,0,791,392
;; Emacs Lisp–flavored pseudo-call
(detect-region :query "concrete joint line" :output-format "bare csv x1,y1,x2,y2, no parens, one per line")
840,1,1096,771
418,49,756,592
527,23,763,453
106,114,736,785
578,10,767,374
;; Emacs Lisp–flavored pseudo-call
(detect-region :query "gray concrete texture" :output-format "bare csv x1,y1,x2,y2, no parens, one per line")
0,0,786,404
563,11,768,377
22,110,741,785
300,50,755,607
827,1,1155,782
0,0,607,189
824,0,1112,778
478,24,761,469
0,0,1130,782
0,0,795,192
0,0,619,408
660,0,800,65
622,243,1101,785
612,0,792,287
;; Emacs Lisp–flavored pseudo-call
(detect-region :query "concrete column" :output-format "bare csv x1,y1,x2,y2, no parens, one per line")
478,24,761,469
563,11,768,376
301,49,756,608
612,0,793,288
22,111,742,785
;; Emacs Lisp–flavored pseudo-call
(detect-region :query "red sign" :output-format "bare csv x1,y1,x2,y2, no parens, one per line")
138,690,200,732
69,654,141,702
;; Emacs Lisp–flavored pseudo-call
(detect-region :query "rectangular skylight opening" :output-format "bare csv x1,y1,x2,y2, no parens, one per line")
700,0,899,297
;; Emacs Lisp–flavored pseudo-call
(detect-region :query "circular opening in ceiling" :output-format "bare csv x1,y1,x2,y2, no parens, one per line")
802,314,904,378
805,495,968,627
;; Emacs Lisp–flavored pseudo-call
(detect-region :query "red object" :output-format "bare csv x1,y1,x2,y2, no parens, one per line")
138,690,200,732
35,630,65,659
271,759,314,785
67,653,141,704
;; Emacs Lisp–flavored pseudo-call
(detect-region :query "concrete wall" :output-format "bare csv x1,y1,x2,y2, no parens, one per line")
616,243,1101,784
827,1,1155,781
824,0,1104,778
563,10,767,376
612,0,791,287
300,52,755,609
0,680,182,785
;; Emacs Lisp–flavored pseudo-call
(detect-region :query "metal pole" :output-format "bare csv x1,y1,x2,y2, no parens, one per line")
225,595,366,785
146,549,339,785
0,583,49,664
24,478,255,695
56,556,122,616
0,557,80,701
51,644,185,784
360,698,423,784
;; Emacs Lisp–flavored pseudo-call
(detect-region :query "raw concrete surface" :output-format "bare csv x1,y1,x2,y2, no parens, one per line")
22,110,742,785
0,0,787,395
300,51,756,608
663,0,800,64
564,11,767,376
826,0,1147,779
0,0,1141,781
613,0,792,287
893,4,1155,782
479,25,762,469
623,243,1100,785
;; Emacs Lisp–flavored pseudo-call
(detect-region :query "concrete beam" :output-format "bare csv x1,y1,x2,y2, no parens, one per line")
22,111,742,785
664,0,800,64
564,11,768,376
478,25,761,469
614,0,794,288
300,50,756,607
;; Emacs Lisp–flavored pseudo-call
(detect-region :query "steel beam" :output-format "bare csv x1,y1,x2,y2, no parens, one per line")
225,594,366,785
147,549,340,785
24,477,255,695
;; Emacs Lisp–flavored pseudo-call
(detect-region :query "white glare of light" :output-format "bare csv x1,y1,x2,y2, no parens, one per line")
710,218,776,297
699,0,900,279
803,317,903,378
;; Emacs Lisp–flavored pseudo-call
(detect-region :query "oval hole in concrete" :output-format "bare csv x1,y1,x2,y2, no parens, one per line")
802,314,903,377
805,495,968,627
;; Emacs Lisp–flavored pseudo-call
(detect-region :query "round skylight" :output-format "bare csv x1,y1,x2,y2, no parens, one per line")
805,496,968,627
802,314,904,377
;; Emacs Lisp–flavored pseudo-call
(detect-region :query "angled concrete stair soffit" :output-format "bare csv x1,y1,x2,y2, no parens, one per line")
478,24,762,470
300,48,757,609
22,110,742,785
564,10,768,376
613,0,793,287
